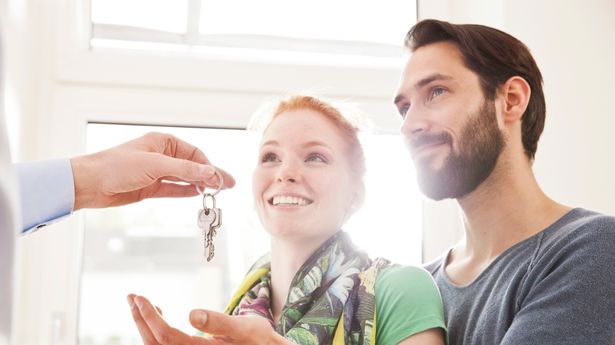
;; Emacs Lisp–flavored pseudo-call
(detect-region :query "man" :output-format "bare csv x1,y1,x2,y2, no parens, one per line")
126,19,615,345
395,19,615,344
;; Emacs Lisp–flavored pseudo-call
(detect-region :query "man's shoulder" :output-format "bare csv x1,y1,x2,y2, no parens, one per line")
541,208,615,247
422,253,448,276
532,208,615,267
557,207,615,228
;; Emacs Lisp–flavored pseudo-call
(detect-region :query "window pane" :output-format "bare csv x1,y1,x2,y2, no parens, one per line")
80,124,264,345
91,0,188,33
79,123,422,345
199,0,416,46
89,0,416,58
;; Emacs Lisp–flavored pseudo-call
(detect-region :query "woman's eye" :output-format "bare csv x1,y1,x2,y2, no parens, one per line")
260,152,278,163
306,153,327,163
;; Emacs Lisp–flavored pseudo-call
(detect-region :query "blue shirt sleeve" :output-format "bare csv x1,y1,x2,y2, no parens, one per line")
17,159,75,233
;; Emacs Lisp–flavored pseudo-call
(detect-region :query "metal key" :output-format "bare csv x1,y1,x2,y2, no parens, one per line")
197,208,215,261
196,168,224,262
197,193,222,261
205,208,221,261
197,207,219,231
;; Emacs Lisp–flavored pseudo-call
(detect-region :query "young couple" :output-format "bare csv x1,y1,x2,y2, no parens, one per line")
126,19,615,345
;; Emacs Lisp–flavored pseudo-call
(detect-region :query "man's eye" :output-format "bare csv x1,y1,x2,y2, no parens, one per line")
429,87,446,101
398,104,410,118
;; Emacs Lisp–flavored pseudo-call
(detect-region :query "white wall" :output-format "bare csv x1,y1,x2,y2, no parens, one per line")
503,1,615,216
419,0,615,261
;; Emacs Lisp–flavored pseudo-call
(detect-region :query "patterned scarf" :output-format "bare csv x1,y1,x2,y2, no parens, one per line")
224,232,390,345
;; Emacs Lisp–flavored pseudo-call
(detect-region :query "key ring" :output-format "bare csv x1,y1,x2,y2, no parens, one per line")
202,193,217,212
195,168,224,197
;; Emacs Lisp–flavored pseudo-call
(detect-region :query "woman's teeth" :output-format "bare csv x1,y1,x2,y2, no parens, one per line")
272,195,311,206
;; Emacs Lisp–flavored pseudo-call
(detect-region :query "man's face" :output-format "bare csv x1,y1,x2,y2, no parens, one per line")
394,41,505,200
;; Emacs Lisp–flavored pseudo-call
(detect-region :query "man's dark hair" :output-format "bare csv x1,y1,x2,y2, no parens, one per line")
405,19,546,160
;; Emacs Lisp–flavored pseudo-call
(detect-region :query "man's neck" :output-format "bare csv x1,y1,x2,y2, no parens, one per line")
446,155,570,285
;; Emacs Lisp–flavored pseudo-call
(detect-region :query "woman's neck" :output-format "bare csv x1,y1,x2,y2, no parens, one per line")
268,234,332,324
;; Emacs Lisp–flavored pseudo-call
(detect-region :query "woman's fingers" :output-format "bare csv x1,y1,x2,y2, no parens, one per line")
127,294,160,345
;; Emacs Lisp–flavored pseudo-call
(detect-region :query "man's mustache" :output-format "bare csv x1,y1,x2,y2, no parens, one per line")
407,132,453,152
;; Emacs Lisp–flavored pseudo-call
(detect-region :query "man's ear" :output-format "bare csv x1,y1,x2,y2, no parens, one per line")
499,76,531,124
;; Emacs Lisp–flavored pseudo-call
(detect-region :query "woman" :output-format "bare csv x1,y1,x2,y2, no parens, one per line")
128,95,446,345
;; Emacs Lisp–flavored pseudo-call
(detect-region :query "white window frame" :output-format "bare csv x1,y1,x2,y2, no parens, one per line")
55,0,409,99
89,0,411,62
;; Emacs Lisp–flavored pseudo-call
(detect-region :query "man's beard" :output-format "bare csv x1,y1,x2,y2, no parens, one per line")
410,100,505,200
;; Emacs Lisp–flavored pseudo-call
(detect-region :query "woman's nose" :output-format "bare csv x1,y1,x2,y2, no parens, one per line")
276,161,301,183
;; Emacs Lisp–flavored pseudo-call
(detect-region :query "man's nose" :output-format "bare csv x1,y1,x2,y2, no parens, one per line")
400,108,430,139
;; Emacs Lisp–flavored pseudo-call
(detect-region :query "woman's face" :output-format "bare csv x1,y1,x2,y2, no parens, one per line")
252,108,361,242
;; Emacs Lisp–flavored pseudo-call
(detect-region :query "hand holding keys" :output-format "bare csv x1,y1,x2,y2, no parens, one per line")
196,170,224,262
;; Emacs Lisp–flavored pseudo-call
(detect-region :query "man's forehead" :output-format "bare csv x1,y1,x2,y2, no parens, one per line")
396,42,477,96
403,42,465,81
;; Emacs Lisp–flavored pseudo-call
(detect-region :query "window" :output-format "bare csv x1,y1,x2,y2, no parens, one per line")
90,0,417,64
79,123,422,345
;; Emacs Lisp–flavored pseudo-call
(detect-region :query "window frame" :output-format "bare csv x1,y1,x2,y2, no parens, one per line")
89,0,412,62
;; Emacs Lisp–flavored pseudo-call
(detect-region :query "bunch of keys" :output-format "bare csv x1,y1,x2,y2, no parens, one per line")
196,170,224,262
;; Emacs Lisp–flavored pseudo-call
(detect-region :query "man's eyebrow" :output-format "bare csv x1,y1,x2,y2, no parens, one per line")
394,73,454,105
415,73,454,89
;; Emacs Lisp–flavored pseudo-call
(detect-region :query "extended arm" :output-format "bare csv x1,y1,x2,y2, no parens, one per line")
18,132,235,232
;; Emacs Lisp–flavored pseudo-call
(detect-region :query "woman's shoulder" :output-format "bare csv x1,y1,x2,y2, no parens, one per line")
374,263,443,313
373,263,447,344
376,264,438,293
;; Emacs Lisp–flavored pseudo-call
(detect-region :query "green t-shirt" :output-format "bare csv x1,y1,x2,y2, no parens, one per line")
375,265,447,344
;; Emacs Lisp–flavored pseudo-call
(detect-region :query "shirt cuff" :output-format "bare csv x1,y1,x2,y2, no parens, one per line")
17,159,75,234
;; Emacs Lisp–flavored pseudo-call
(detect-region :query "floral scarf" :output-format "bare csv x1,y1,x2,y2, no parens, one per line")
224,232,390,345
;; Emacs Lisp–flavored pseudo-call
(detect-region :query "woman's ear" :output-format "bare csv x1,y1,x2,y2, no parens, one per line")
499,76,531,124
349,182,366,215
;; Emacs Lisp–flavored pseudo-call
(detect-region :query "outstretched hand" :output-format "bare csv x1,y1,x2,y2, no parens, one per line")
127,294,293,345
71,132,235,210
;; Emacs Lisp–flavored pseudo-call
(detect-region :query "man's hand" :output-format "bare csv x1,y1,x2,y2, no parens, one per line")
71,132,235,210
127,294,293,345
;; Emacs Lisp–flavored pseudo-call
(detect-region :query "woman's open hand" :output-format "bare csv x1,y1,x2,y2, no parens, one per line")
127,294,293,345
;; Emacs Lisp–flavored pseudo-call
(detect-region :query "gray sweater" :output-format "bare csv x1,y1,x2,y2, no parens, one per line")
425,208,615,345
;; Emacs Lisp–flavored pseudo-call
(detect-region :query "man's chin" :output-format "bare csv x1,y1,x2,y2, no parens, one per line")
416,167,452,201
415,168,475,201
417,180,454,201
